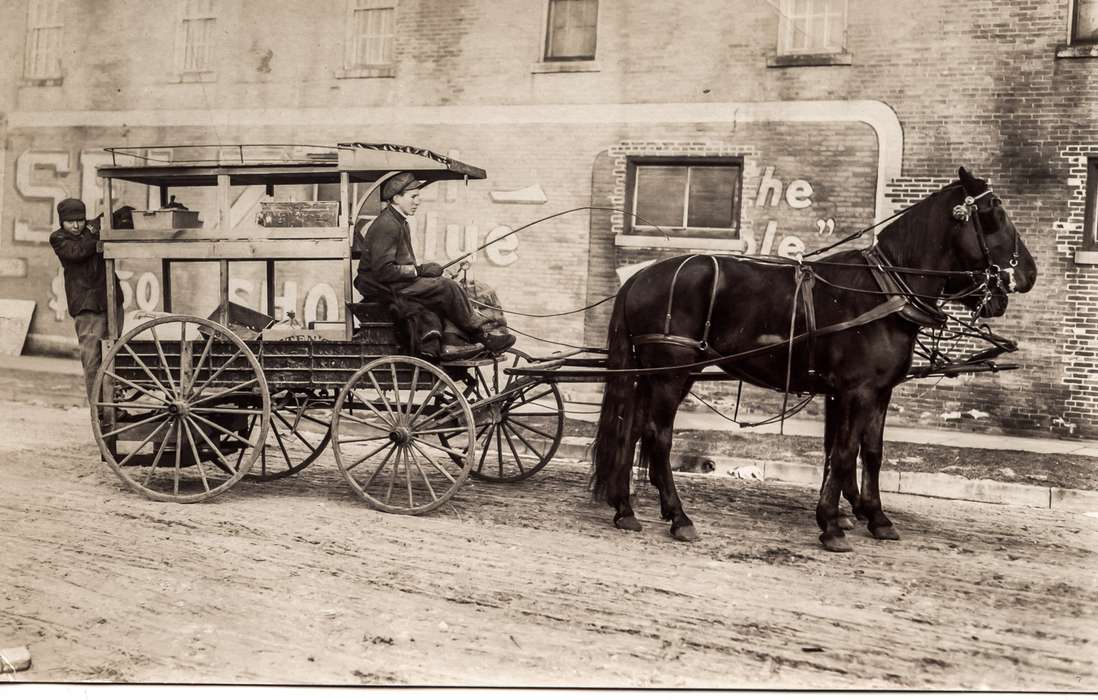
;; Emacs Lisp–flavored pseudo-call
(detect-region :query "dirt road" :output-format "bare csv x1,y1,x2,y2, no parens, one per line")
1,398,1095,689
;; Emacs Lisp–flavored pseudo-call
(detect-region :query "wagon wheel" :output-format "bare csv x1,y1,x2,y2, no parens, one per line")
460,349,565,482
331,356,475,514
243,389,332,482
90,315,271,503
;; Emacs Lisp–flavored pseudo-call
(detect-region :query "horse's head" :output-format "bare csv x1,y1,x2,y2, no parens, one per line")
941,167,1037,317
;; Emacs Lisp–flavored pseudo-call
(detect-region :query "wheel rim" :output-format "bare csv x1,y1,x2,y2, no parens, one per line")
463,349,565,483
90,315,271,503
331,356,474,514
244,389,332,482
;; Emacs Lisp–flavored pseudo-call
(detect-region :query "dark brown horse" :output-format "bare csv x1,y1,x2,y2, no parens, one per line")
592,168,1037,552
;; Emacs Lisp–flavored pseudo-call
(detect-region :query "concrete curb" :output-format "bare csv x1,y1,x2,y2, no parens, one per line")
554,437,1098,513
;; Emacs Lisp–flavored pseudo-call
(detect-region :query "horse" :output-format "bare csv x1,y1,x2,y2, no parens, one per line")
591,167,1038,552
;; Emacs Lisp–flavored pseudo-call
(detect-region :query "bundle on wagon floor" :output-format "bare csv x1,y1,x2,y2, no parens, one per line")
90,143,564,512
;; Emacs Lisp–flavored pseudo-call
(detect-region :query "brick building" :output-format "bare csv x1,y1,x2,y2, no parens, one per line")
1,0,1097,435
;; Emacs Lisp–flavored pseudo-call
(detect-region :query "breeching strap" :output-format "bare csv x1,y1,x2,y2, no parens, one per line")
632,255,722,352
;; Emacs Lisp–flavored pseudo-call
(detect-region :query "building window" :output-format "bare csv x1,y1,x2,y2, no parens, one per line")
346,0,396,68
545,0,598,61
627,159,743,238
1084,158,1098,251
1074,0,1098,43
175,0,217,76
24,0,63,82
778,0,846,55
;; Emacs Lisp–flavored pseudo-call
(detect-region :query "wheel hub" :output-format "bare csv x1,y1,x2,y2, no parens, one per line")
389,427,411,445
166,401,190,417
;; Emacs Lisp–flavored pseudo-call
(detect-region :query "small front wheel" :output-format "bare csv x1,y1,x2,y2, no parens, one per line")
331,356,475,514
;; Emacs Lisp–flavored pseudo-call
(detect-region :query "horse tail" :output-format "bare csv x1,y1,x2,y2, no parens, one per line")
592,277,643,504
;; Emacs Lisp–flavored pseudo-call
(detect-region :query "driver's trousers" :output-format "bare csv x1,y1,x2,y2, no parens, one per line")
354,273,488,336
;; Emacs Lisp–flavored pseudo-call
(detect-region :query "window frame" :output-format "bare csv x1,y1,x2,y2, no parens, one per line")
543,0,599,62
23,0,64,83
1084,157,1098,252
173,0,218,80
624,156,744,240
344,0,397,70
777,0,848,56
1072,0,1098,44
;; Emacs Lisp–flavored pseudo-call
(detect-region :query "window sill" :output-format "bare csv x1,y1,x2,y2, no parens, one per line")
767,51,852,68
20,76,63,87
616,234,745,252
530,59,601,74
171,71,217,84
1074,250,1098,264
1056,44,1098,59
336,65,396,79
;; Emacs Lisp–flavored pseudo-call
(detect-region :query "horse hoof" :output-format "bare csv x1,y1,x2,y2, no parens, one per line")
870,524,900,540
614,515,642,532
820,532,853,553
671,524,699,542
837,515,856,531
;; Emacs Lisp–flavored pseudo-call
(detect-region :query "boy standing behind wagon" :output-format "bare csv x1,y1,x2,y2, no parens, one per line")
49,198,122,404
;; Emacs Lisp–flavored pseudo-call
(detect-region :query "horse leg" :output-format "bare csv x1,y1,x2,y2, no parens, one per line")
856,388,900,540
610,377,649,532
822,395,857,531
817,390,869,552
643,374,698,542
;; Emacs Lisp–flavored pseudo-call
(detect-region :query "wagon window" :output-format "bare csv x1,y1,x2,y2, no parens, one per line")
175,0,218,76
1074,0,1098,43
346,0,396,68
629,160,742,236
777,0,847,55
23,0,63,82
545,0,598,61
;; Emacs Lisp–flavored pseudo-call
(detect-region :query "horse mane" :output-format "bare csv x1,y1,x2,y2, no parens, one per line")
875,178,977,265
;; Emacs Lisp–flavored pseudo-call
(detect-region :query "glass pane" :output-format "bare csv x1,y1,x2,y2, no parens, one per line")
547,0,596,58
1077,0,1098,42
687,167,737,229
635,166,686,229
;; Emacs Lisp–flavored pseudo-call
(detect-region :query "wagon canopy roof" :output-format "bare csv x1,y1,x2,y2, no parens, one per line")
96,143,487,187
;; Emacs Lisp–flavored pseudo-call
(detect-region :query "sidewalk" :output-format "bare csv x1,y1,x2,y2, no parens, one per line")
2,352,1097,512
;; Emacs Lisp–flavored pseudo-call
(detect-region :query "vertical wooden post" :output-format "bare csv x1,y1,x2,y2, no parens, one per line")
162,260,173,312
340,170,353,340
218,174,231,326
266,260,276,317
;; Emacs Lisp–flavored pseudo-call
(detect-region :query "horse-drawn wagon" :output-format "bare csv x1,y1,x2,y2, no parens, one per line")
91,143,564,512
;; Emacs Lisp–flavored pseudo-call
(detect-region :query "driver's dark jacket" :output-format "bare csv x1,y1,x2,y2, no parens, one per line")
356,205,417,287
49,225,112,317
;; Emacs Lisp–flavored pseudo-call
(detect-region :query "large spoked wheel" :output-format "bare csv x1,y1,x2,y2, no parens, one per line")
90,315,271,503
244,389,332,482
462,349,565,482
331,356,475,515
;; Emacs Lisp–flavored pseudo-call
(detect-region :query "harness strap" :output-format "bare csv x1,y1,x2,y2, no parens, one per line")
797,265,818,377
864,247,948,327
638,255,722,353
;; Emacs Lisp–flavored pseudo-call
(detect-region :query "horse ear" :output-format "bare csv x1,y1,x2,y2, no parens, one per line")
958,166,980,194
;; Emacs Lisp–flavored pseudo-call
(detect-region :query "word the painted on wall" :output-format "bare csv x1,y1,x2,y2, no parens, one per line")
744,166,835,259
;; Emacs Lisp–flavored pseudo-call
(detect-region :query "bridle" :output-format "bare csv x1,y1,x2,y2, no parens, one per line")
947,185,1023,316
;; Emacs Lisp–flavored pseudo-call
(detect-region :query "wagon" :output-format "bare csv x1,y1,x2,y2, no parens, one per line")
91,143,565,512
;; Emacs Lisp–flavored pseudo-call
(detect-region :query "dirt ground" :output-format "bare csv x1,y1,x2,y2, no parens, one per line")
1,396,1096,690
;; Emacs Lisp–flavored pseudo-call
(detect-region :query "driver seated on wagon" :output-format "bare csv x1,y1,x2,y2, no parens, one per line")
353,172,516,360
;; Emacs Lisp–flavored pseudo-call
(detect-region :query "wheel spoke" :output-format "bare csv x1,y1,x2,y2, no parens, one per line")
188,412,259,449
188,346,245,399
273,411,319,452
122,345,176,400
269,417,295,472
406,447,438,502
407,379,445,427
190,407,265,416
500,423,528,476
343,439,394,472
114,418,171,468
181,417,212,493
503,421,545,463
402,447,414,507
101,410,172,440
411,437,468,462
409,441,458,484
185,415,236,475
367,370,398,422
406,366,419,416
506,416,557,441
337,435,389,444
149,324,180,397
142,420,174,487
475,423,494,475
333,405,388,431
495,423,504,479
349,388,394,427
185,331,216,395
188,378,259,409
411,399,464,432
103,371,170,404
384,446,399,504
173,415,183,497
